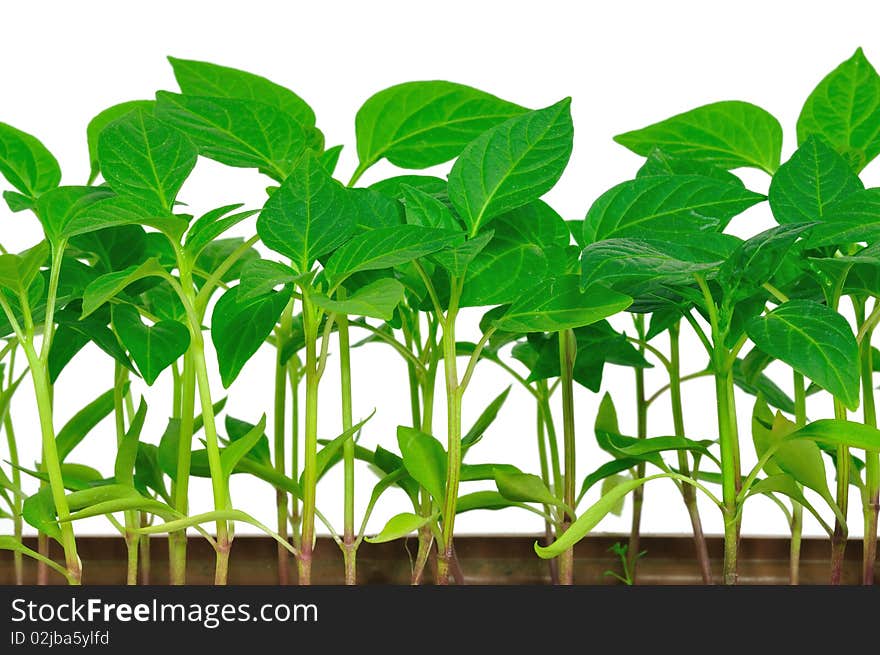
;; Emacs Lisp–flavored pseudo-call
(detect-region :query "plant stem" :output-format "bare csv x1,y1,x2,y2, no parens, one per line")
830,397,849,585
274,305,292,585
669,322,712,584
628,315,647,581
858,303,878,585
169,351,195,585
139,513,151,584
534,386,559,584
714,358,740,585
287,357,301,557
537,381,564,499
298,293,319,585
789,371,807,585
4,409,22,585
557,328,577,585
114,363,140,586
337,290,357,585
437,280,463,585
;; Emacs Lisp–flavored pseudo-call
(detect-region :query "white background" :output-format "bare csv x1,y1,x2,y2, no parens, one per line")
1,1,879,542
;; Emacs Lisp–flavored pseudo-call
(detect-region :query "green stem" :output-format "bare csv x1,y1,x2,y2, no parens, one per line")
274,322,290,585
534,387,558,584
790,371,807,585
337,290,357,585
628,315,647,580
139,513,151,585
169,351,195,585
298,292,320,585
4,404,22,584
114,363,139,586
537,382,563,500
830,397,849,585
287,357,302,556
669,321,712,584
557,328,577,585
437,278,463,585
858,303,878,585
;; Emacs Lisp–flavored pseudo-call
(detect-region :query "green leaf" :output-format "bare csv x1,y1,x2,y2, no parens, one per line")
461,386,511,453
456,491,521,514
114,399,148,487
401,184,460,230
535,476,651,558
0,122,61,196
803,188,880,248
495,275,632,333
349,187,402,231
63,195,188,242
211,285,292,387
733,359,795,414
23,487,60,540
168,56,316,127
582,175,765,243
717,223,813,303
430,231,493,277
86,100,156,184
4,190,33,212
311,278,406,321
323,225,463,284
494,467,561,507
33,186,116,244
797,48,880,171
320,145,344,174
448,99,573,236
354,80,525,173
365,512,435,544
747,300,859,410
745,474,835,536
580,236,730,293
595,392,621,434
98,109,196,211
56,388,118,461
220,414,268,479
155,91,308,181
256,151,354,272
0,536,75,583
460,201,570,307
51,306,135,382
81,258,169,318
790,418,880,451
614,101,783,174
768,136,864,224
113,304,190,385
637,147,745,185
578,458,643,505
226,416,270,466
397,426,447,502
185,204,259,258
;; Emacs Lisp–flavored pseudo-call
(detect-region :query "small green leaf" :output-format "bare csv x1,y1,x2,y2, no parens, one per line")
397,426,447,503
310,278,406,321
365,512,435,544
494,467,561,507
0,122,61,197
256,151,354,272
768,136,864,224
113,304,190,385
448,99,573,236
578,458,643,505
98,109,197,211
185,204,259,258
354,81,525,173
168,56,316,127
56,388,118,461
495,275,632,333
462,386,511,453
791,419,880,451
34,186,115,244
236,259,298,302
747,300,859,410
456,491,520,514
211,285,292,387
614,101,783,173
23,487,60,540
582,175,765,243
797,48,880,171
803,188,880,248
86,100,156,184
595,392,621,434
220,414,268,480
401,184,459,230
323,225,463,284
637,148,745,184
81,258,169,318
155,91,309,181
431,231,494,277
114,399,148,487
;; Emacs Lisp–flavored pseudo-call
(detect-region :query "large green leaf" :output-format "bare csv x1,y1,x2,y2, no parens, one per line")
98,109,197,210
324,225,463,284
797,48,880,171
397,426,446,502
211,285,293,388
0,122,61,197
256,151,354,272
168,56,316,127
448,99,573,236
311,278,406,321
746,300,859,410
582,175,765,243
768,136,864,224
113,304,190,385
791,418,880,451
636,147,745,185
86,100,156,184
495,275,631,333
155,91,309,181
460,201,569,307
803,188,880,248
354,80,525,173
614,101,783,174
